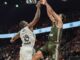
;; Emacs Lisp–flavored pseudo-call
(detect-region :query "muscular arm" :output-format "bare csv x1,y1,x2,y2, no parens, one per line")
45,2,62,22
46,6,55,23
28,2,41,28
45,2,63,28
10,32,20,43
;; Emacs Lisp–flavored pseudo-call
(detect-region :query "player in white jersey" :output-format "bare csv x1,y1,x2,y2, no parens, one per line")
10,1,41,60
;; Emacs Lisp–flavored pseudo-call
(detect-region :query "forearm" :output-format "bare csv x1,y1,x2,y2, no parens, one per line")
45,2,61,21
45,2,63,28
34,7,40,20
10,36,18,43
29,5,40,27
10,33,20,43
10,37,16,43
46,5,55,23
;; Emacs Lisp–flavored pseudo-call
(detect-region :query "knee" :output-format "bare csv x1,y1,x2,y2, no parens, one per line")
32,51,43,60
36,51,43,57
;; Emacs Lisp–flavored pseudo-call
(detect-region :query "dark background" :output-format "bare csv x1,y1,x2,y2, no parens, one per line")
0,0,80,33
0,0,80,60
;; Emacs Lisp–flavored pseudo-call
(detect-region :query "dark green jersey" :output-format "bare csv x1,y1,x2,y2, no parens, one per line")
39,23,62,59
49,24,59,42
47,23,62,51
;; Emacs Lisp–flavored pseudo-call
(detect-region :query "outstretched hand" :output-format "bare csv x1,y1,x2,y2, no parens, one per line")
40,0,47,5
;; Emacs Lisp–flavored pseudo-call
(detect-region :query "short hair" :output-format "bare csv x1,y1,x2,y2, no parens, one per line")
19,20,28,28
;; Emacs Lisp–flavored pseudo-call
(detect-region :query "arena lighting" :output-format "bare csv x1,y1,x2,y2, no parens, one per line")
4,1,7,5
15,4,19,7
0,21,80,38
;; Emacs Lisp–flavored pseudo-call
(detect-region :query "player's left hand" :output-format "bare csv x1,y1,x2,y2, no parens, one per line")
40,0,47,5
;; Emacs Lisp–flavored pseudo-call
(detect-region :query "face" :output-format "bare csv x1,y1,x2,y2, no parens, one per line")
19,21,28,28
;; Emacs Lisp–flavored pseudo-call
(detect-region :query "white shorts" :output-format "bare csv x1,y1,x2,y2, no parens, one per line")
19,46,33,60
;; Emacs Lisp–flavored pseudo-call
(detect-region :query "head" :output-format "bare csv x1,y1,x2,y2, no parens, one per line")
19,20,28,28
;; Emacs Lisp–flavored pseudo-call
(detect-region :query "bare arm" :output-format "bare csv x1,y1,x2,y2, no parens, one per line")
28,2,41,28
46,6,55,23
45,2,62,22
10,32,20,43
44,1,63,28
46,4,63,28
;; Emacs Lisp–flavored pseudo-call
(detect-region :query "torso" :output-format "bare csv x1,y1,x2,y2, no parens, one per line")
20,26,36,47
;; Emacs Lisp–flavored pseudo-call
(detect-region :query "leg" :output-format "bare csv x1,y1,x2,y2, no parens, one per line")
32,50,43,60
19,47,24,60
20,46,33,60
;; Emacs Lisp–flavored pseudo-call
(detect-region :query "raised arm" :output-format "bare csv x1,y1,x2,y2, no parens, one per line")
10,32,20,43
45,2,62,22
46,3,63,28
40,0,63,28
46,5,55,23
28,1,41,28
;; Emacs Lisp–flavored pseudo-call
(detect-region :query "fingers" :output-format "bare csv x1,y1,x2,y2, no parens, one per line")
40,0,47,5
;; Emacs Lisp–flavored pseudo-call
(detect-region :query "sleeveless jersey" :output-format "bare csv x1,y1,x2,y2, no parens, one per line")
39,23,62,59
20,26,36,47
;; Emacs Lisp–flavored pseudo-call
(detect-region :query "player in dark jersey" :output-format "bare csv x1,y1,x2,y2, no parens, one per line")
32,0,63,60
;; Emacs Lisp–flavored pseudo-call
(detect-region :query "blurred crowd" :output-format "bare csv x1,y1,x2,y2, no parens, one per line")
0,27,80,60
59,27,80,60
0,45,20,60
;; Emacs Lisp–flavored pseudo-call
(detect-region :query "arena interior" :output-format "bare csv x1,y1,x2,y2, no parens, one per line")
0,0,80,60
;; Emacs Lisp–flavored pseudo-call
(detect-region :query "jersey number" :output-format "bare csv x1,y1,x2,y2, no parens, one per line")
23,35,31,44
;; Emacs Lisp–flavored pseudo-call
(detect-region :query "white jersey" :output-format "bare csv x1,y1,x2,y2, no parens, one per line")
20,26,36,47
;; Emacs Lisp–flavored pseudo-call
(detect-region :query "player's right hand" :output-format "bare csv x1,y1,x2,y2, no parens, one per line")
40,0,47,5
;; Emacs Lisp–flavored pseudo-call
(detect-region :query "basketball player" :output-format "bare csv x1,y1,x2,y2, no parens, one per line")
10,1,41,60
32,0,63,60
